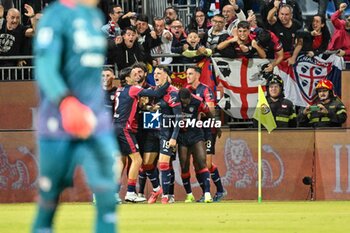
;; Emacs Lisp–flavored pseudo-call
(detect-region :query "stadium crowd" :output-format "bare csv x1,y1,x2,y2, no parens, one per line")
1,0,348,204
97,0,348,204
2,1,350,69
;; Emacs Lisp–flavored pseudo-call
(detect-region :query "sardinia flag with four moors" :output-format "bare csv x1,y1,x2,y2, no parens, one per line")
212,54,343,119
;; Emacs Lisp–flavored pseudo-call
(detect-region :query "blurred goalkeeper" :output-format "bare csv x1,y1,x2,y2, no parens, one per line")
32,0,120,233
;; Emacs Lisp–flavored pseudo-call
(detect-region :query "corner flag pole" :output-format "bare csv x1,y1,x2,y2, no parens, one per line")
254,85,276,203
257,103,262,203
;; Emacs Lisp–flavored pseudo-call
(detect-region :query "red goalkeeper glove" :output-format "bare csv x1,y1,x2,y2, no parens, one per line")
59,96,97,139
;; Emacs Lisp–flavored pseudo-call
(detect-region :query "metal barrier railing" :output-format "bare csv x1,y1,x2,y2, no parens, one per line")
0,54,200,81
143,0,170,20
0,55,34,81
0,66,34,81
0,54,253,127
171,0,198,29
3,53,349,81
3,54,347,128
113,0,141,13
0,54,213,81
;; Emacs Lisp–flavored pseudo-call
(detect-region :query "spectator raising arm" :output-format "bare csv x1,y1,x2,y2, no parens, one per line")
24,4,36,37
267,0,280,25
328,3,350,60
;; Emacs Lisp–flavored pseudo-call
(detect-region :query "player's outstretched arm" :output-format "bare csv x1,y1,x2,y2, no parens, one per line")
139,81,170,97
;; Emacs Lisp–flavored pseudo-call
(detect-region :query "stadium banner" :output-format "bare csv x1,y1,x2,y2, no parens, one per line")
212,57,269,119
275,54,343,107
2,130,350,202
0,81,38,130
342,70,350,128
0,131,38,202
0,131,92,203
213,129,313,200
315,129,350,200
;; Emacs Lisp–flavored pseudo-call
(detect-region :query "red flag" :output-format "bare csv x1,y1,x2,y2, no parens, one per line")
170,70,187,89
170,58,216,91
198,58,216,94
212,57,269,119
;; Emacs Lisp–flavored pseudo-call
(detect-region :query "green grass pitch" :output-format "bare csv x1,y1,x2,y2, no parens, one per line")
1,201,350,233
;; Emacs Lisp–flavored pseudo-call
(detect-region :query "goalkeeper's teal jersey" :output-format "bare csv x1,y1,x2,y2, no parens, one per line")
34,1,111,138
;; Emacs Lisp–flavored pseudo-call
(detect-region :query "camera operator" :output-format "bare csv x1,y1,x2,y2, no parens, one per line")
298,79,347,127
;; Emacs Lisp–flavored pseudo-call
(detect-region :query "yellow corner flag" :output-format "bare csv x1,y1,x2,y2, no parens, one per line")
253,85,277,133
253,85,277,203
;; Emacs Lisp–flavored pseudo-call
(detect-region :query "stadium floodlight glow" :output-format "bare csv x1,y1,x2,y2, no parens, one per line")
302,176,314,201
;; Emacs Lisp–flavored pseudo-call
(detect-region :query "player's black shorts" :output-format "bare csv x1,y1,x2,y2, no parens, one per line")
137,129,160,154
203,128,216,154
178,129,204,147
157,128,175,157
115,128,139,156
159,137,176,157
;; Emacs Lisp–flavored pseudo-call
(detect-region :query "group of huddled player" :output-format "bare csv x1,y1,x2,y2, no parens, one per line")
101,63,227,204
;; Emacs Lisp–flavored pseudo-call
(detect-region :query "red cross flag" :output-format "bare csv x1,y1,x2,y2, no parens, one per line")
212,57,269,119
